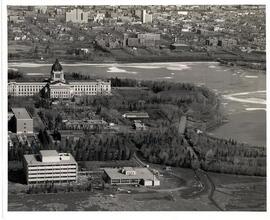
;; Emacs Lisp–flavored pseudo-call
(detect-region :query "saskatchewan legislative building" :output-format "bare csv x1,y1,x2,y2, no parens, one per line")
8,59,111,99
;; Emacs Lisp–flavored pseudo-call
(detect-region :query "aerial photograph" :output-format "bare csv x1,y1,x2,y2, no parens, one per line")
7,5,266,211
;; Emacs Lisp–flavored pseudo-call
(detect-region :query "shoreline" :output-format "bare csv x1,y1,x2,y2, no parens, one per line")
8,59,219,66
8,59,265,71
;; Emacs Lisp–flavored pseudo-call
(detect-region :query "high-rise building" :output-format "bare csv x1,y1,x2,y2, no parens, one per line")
142,10,152,24
66,8,89,23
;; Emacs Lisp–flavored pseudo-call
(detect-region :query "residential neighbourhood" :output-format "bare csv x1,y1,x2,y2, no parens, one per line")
8,5,265,67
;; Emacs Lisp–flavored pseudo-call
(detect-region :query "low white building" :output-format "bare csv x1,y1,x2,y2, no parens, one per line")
104,167,160,186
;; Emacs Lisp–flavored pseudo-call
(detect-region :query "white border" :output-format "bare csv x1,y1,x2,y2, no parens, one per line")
1,0,269,220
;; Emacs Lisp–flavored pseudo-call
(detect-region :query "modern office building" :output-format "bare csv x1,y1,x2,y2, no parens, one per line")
11,108,33,134
8,59,111,98
23,150,78,184
103,167,160,186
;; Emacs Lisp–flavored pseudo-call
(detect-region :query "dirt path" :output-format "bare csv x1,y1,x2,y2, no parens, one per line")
195,169,223,211
184,133,223,210
134,150,223,210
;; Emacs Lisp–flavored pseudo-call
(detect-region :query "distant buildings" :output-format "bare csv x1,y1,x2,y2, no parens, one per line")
137,33,160,47
8,15,25,23
103,167,160,186
94,13,105,22
8,59,111,98
23,150,77,184
34,6,48,14
123,33,160,47
133,9,152,23
11,108,33,134
62,119,107,131
205,37,237,49
66,8,89,23
133,120,147,131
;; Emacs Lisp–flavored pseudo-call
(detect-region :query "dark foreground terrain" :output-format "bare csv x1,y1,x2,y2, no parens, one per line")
8,165,266,211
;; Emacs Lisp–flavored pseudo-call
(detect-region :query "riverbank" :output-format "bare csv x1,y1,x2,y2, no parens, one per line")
8,55,214,65
9,53,265,70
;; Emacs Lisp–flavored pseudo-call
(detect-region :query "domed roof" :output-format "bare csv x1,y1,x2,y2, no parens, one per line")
51,59,63,72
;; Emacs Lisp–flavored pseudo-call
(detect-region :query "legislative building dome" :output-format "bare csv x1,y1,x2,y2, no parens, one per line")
51,59,63,73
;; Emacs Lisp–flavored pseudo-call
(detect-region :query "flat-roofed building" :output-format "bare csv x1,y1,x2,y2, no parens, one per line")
103,167,160,186
122,112,149,119
11,108,33,134
23,150,77,184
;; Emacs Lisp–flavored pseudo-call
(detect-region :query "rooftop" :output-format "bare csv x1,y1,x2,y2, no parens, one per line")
12,108,32,120
24,150,76,165
40,150,59,157
104,167,154,180
123,112,149,118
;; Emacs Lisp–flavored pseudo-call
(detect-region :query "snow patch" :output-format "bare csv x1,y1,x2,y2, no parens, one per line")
107,66,137,74
244,75,258,79
223,90,266,105
246,108,266,111
26,73,46,76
